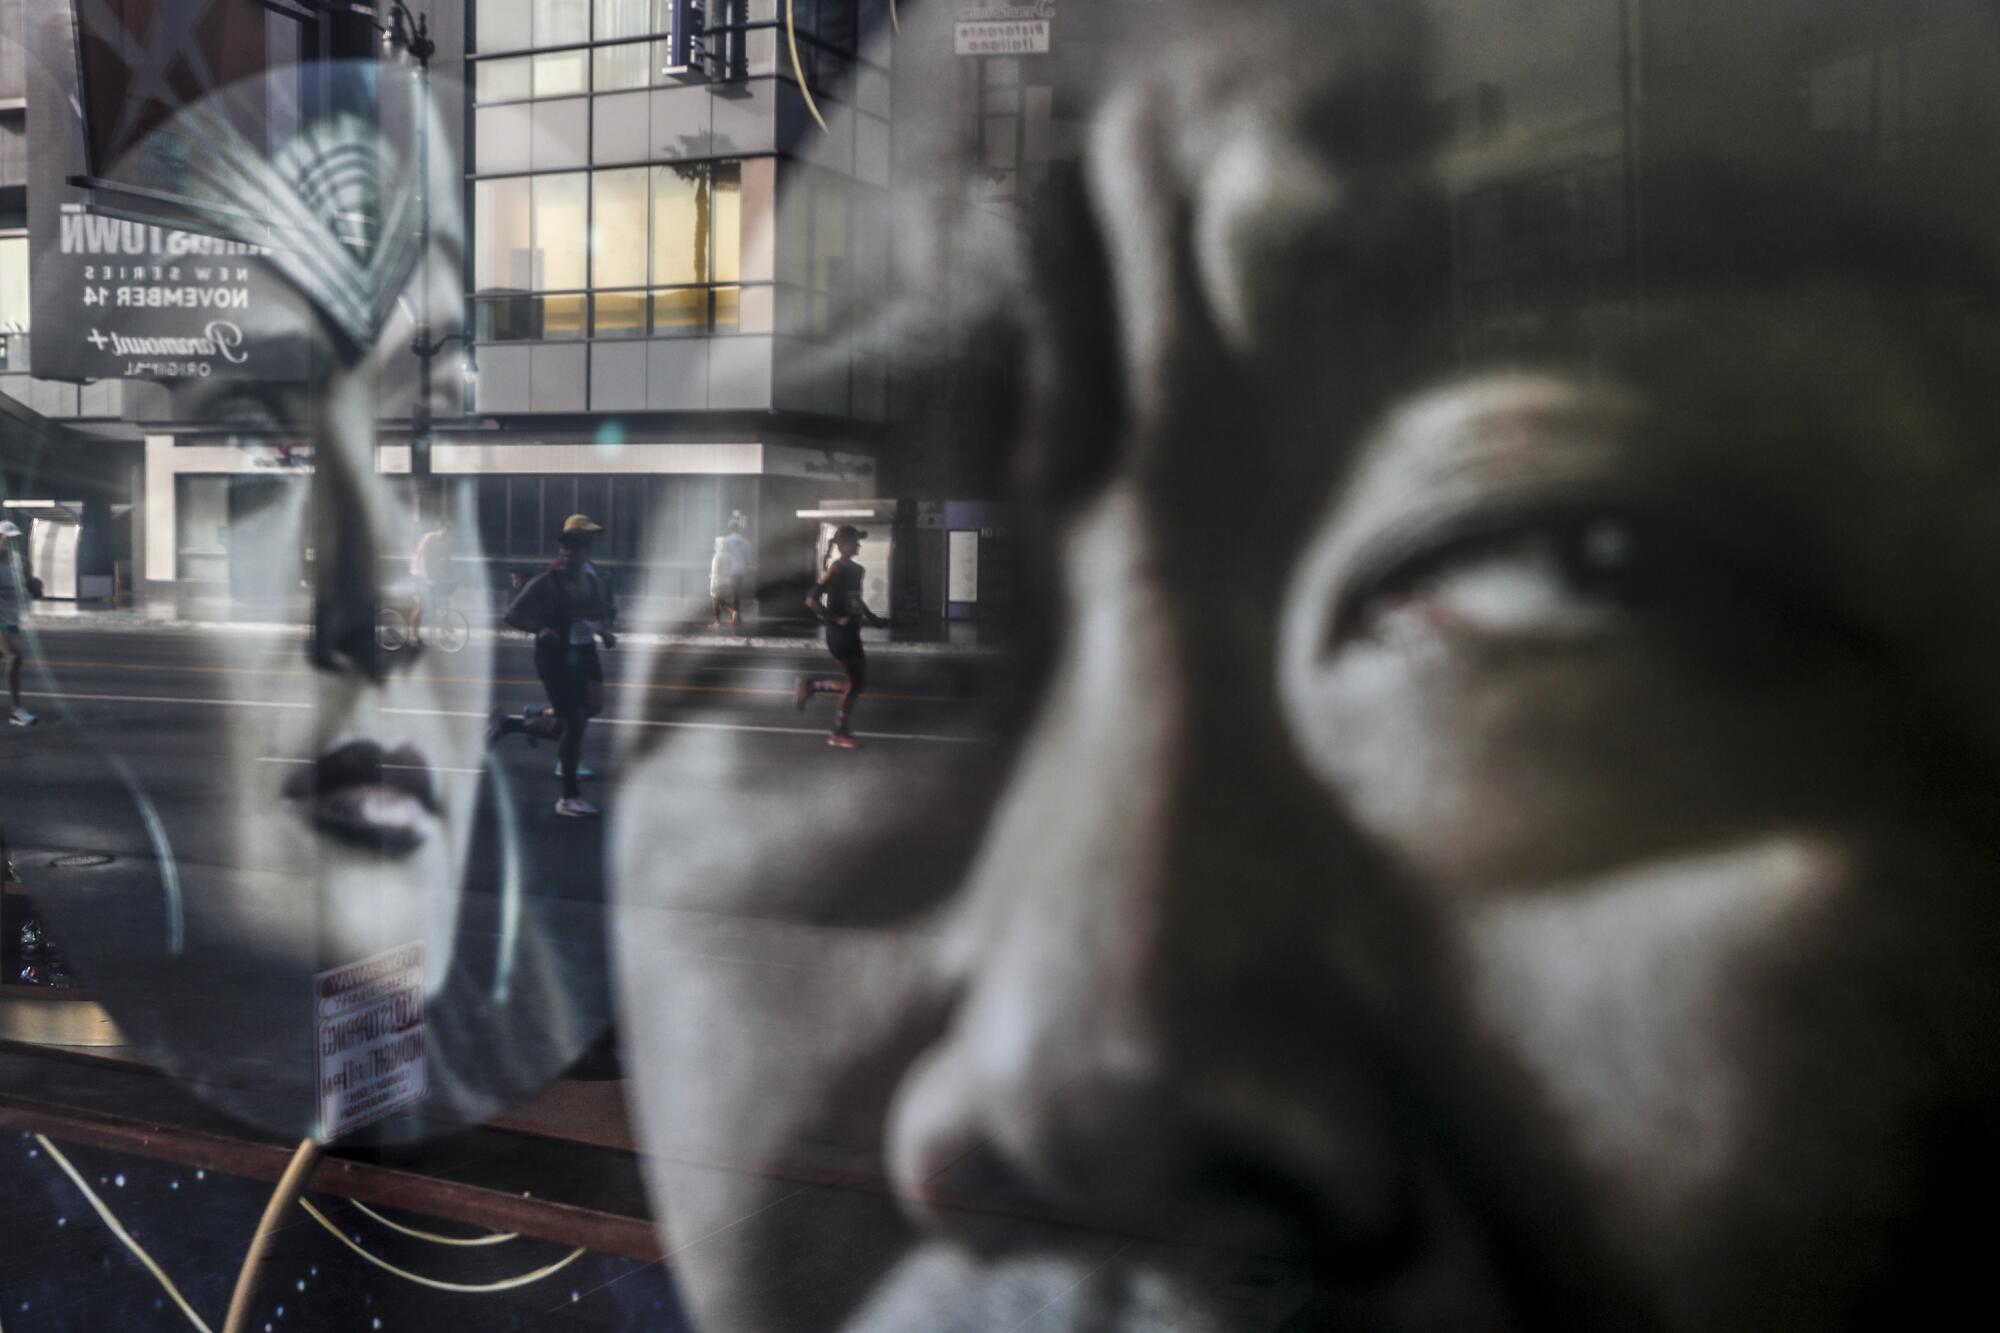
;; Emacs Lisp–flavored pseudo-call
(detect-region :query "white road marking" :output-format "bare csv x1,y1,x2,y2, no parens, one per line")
255,757,490,777
24,691,987,745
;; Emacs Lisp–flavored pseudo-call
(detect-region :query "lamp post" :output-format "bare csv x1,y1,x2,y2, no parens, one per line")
377,0,469,479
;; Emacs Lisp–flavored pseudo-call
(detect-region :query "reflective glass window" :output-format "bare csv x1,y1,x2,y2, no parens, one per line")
475,57,533,102
594,41,652,91
593,168,652,288
534,0,590,45
474,293,542,340
712,163,742,283
543,293,590,339
652,287,709,331
596,0,670,41
712,285,742,332
0,235,28,332
480,0,533,51
594,290,650,336
811,172,848,333
652,166,709,286
474,177,535,293
534,173,591,289
534,49,589,96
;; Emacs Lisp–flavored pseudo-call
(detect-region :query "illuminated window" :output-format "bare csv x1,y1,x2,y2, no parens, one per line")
534,174,590,290
476,161,744,340
593,169,652,289
475,57,533,102
0,235,29,334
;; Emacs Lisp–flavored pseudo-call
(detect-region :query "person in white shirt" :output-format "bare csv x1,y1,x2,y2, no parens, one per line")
708,513,752,628
0,520,34,727
408,512,455,638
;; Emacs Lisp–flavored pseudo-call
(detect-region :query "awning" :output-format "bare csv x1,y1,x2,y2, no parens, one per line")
0,392,131,495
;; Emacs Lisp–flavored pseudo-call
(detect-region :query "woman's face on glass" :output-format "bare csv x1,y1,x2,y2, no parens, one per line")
191,166,484,987
214,367,490,993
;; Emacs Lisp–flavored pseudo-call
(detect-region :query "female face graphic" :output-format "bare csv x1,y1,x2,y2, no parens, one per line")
3,71,605,1142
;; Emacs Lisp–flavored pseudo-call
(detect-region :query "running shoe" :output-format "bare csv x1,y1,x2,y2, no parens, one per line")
554,797,601,818
827,733,863,749
7,708,34,727
794,675,813,712
554,764,596,780
484,706,515,748
521,705,545,748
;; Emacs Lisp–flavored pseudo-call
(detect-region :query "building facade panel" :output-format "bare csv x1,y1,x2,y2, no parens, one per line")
645,336,710,409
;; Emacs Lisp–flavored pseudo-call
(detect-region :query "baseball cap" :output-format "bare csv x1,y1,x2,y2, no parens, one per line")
0,521,20,538
833,524,868,542
562,513,604,534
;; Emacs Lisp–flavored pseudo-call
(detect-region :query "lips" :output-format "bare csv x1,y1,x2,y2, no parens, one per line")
282,739,440,856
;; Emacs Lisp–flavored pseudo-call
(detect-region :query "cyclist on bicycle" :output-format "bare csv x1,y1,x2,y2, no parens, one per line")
410,512,455,637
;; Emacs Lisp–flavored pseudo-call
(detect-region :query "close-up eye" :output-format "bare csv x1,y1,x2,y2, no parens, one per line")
1334,512,1739,648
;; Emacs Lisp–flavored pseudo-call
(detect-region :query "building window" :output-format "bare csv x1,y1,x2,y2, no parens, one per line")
0,234,29,336
534,173,591,289
594,289,649,337
478,0,535,54
475,0,880,100
593,41,657,91
476,161,745,341
474,0,686,97
593,168,651,288
534,48,590,96
596,0,669,42
533,0,592,47
476,56,532,103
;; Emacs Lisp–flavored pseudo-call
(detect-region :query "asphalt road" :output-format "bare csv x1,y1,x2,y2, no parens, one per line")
0,625,1003,1135
2,624,999,878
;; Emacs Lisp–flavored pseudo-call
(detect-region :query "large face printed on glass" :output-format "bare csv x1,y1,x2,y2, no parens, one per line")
5,72,529,1139
610,10,2000,1333
176,101,486,996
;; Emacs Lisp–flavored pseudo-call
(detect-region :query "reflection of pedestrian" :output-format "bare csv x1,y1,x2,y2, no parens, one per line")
710,514,751,629
0,521,35,727
794,525,884,748
709,537,741,628
409,512,454,637
489,516,617,816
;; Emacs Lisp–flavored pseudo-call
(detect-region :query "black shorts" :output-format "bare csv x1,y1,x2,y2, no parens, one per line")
825,623,865,663
535,639,603,714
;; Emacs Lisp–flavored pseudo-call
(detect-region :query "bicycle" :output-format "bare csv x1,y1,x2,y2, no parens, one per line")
376,585,470,654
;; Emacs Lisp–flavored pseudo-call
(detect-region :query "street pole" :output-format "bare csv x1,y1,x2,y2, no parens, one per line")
381,1,441,478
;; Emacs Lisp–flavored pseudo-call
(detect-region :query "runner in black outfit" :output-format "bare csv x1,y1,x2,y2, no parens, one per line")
795,525,886,748
489,519,617,815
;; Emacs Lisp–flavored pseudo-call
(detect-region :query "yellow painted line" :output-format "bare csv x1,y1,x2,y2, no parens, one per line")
37,659,953,704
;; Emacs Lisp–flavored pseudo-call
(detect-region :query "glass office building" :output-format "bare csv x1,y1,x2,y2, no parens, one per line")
1,1,897,616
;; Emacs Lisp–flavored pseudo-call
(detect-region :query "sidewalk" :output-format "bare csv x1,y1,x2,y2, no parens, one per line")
20,601,1005,657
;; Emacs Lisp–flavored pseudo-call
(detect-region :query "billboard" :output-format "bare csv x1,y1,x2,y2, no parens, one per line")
26,0,313,382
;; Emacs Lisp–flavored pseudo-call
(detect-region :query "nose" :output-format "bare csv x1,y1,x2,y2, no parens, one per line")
886,500,1433,1270
306,374,398,680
